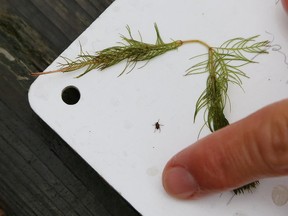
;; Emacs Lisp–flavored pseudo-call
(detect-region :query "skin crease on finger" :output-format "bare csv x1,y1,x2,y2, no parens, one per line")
162,99,288,199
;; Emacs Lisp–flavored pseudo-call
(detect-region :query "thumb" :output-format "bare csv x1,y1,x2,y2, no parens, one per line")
162,99,288,199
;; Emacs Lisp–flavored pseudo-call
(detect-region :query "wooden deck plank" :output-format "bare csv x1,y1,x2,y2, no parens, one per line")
0,0,141,215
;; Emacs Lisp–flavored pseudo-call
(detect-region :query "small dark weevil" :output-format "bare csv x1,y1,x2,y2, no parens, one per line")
153,119,163,132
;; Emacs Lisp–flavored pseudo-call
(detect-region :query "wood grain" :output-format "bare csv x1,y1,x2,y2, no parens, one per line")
0,1,141,215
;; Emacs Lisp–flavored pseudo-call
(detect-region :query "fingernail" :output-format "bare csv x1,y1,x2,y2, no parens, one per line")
163,166,199,199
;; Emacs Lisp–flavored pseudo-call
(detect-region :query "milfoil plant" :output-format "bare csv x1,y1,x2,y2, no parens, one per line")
32,24,270,195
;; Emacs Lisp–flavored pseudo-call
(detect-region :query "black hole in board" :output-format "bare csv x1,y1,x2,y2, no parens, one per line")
61,86,81,105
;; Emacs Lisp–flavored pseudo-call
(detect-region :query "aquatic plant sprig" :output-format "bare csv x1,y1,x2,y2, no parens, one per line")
32,24,271,195
186,35,270,132
184,36,269,195
31,24,183,78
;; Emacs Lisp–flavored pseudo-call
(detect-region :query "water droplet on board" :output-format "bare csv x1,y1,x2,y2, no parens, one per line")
272,185,288,206
146,167,159,177
233,212,246,216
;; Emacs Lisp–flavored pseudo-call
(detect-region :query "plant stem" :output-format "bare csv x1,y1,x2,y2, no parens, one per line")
182,39,211,49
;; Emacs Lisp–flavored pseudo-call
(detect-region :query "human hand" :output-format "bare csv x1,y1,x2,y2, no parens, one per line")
162,2,288,200
162,99,288,199
282,0,288,13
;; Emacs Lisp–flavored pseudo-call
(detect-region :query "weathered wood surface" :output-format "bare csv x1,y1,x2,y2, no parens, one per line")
0,1,140,215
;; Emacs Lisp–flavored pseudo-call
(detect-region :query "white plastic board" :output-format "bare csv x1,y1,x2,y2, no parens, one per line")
29,0,288,215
